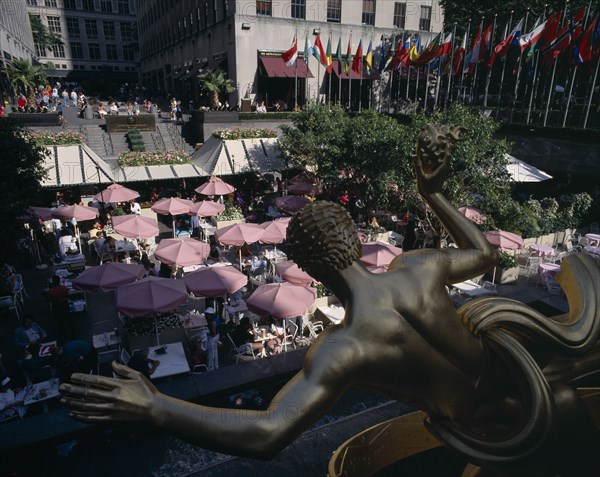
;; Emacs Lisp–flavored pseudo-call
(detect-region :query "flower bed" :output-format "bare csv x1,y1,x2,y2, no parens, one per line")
25,130,84,146
213,127,278,140
118,150,191,167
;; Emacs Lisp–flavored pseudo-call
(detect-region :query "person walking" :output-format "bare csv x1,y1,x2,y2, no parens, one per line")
205,307,220,371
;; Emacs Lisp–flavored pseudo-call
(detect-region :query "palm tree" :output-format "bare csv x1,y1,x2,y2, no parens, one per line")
198,69,236,110
2,59,46,104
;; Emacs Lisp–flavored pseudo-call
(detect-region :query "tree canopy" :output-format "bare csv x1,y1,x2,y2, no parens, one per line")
198,69,236,110
1,59,47,96
0,121,48,262
29,14,63,52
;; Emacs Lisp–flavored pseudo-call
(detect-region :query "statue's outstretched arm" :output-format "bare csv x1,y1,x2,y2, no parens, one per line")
414,125,496,282
61,333,348,459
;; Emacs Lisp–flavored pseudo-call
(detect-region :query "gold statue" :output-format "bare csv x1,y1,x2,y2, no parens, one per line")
61,125,599,474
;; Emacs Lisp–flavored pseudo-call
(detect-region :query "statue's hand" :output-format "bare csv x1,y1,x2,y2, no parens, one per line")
414,124,466,194
60,362,159,424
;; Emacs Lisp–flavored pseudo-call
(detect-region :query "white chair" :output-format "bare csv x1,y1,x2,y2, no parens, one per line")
481,281,497,295
306,320,324,340
0,295,20,319
388,231,404,247
226,333,258,364
520,256,542,284
120,348,131,366
545,276,562,296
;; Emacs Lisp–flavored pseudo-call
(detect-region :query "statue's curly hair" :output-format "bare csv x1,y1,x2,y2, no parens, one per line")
288,201,361,276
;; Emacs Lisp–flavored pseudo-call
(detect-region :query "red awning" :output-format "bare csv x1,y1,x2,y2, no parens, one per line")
330,60,380,80
260,57,314,79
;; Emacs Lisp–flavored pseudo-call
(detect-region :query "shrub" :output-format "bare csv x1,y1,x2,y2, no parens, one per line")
23,130,84,146
118,151,191,167
213,127,278,140
214,204,244,221
497,251,518,270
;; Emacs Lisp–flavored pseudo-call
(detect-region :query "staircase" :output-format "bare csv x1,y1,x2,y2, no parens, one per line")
140,132,159,152
156,123,178,151
110,132,130,156
80,125,114,158
156,122,196,154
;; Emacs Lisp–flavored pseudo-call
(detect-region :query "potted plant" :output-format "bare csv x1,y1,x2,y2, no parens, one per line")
493,251,519,284
213,204,245,229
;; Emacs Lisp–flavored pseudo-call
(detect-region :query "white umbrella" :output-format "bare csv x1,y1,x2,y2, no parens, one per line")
505,155,552,182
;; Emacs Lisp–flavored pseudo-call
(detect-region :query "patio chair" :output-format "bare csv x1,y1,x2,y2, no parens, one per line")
545,276,563,296
520,256,542,285
565,241,582,254
97,349,120,375
481,281,497,295
0,295,20,319
447,287,466,307
306,320,324,340
388,231,404,248
12,274,27,304
192,364,208,373
283,320,299,350
226,333,258,364
120,348,131,366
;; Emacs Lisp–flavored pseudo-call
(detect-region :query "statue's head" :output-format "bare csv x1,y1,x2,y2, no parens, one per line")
288,201,361,278
416,124,466,174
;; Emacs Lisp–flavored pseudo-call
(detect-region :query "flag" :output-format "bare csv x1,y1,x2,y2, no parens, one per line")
352,40,363,74
435,32,453,59
409,35,421,63
325,37,333,73
478,24,493,63
452,34,467,74
384,34,397,70
542,7,586,62
575,15,599,63
304,34,313,64
282,34,298,66
466,25,482,65
519,16,544,51
377,36,387,73
391,35,404,70
345,38,352,74
491,17,524,66
417,32,441,65
398,36,412,66
364,40,373,75
313,34,327,65
336,38,343,75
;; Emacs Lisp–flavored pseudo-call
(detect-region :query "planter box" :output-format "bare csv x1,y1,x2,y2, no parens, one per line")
492,266,519,284
213,218,244,230
7,113,61,127
191,111,240,123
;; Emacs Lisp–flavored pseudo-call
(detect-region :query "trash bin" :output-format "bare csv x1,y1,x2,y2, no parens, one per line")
241,99,252,112
84,105,94,119
149,105,158,115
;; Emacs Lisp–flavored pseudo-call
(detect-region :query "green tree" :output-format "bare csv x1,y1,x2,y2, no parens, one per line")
0,121,48,263
1,58,46,97
198,69,236,110
29,14,63,52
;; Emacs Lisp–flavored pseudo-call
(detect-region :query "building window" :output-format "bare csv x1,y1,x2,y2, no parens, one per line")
63,0,76,9
256,0,271,16
117,0,129,14
106,44,118,60
419,5,431,31
327,0,341,22
47,16,62,34
26,0,38,5
103,21,115,40
35,43,46,57
52,44,65,58
88,43,101,59
205,2,210,27
362,0,375,26
291,0,305,20
122,44,134,60
66,17,80,37
82,0,95,11
45,0,57,7
70,42,83,59
393,2,406,29
85,19,98,39
100,1,112,13
120,22,133,41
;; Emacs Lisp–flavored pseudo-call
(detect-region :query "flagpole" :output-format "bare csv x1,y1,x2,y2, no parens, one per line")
544,1,570,127
497,12,513,109
583,56,599,128
359,40,364,112
348,33,352,111
526,49,540,124
425,62,431,110
434,53,442,109
459,20,471,102
328,32,332,106
511,9,530,122
483,15,497,107
445,24,457,109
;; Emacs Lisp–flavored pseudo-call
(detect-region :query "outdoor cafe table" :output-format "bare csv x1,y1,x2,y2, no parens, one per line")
115,239,139,262
452,280,494,298
182,264,207,274
180,313,207,330
93,330,121,350
317,304,345,325
585,234,600,247
224,301,248,323
24,378,60,412
529,244,555,258
583,245,600,256
538,262,561,281
147,342,190,380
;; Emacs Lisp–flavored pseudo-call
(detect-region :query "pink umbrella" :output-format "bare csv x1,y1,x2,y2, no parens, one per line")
260,218,291,244
52,204,99,221
483,230,524,250
458,206,487,224
151,198,194,238
360,242,403,267
52,205,99,252
215,223,264,246
189,200,225,217
274,260,315,286
72,262,145,292
195,176,235,196
116,276,189,344
275,195,311,213
116,276,189,317
247,282,317,319
112,215,160,239
154,238,210,267
94,183,140,203
25,206,54,221
183,265,248,296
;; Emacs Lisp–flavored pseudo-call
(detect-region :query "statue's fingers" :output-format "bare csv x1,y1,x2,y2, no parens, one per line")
60,383,113,401
70,373,120,389
112,361,142,379
69,411,113,423
61,396,114,412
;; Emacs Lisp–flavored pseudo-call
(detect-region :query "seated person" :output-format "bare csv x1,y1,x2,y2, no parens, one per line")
206,244,223,263
59,235,79,256
52,340,97,377
14,315,48,349
109,102,119,115
229,317,263,355
97,103,107,119
0,376,27,420
100,236,117,262
87,221,103,239
141,254,158,277
127,348,159,379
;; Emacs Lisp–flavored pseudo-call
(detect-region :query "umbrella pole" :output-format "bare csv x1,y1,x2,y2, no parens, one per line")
172,217,176,238
155,313,160,346
76,224,82,255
